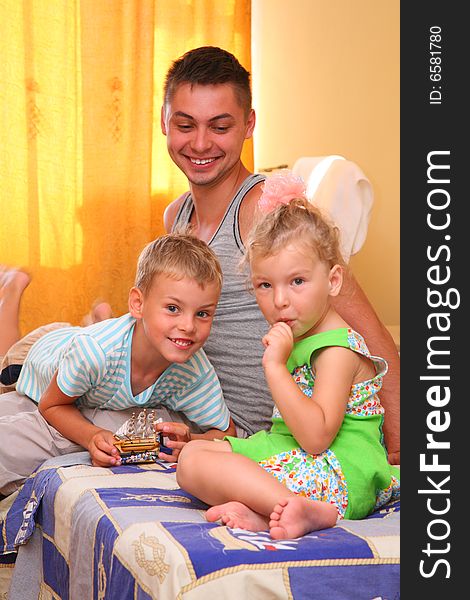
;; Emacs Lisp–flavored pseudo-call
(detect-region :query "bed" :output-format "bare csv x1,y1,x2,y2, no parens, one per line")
0,452,399,599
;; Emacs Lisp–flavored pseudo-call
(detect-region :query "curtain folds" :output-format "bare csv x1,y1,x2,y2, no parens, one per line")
0,0,252,334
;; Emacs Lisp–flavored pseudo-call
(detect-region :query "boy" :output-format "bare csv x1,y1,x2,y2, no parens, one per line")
0,233,235,496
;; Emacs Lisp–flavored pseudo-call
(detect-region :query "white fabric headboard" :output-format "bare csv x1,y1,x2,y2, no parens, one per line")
292,156,373,263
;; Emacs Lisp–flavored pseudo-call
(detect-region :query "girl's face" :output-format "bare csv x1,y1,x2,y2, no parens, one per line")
251,242,341,340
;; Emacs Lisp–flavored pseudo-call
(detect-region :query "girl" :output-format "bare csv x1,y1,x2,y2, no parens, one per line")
176,171,400,540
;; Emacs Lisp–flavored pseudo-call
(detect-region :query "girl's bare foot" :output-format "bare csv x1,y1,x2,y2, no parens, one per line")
0,267,31,297
81,301,112,326
206,501,269,532
269,497,338,540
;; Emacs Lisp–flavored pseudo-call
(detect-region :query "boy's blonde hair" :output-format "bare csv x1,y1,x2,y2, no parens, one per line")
135,232,223,295
245,198,345,269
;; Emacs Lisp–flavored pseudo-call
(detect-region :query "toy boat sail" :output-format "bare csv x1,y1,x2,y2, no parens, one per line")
113,408,162,463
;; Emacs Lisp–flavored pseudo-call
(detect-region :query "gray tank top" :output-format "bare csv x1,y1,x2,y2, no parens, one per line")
172,174,271,435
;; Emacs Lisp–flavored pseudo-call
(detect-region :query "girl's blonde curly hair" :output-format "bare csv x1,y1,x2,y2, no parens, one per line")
244,198,345,269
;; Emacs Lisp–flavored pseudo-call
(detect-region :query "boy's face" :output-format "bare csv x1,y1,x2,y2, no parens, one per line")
161,82,255,188
131,273,220,364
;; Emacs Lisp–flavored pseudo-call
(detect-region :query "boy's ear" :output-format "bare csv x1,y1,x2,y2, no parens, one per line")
328,264,343,297
129,287,144,318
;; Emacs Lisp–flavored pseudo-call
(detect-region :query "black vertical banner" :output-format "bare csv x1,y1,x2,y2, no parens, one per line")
401,2,465,596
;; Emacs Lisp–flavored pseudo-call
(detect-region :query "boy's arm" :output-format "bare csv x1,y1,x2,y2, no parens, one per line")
38,372,121,466
191,416,237,441
156,417,236,461
333,271,400,465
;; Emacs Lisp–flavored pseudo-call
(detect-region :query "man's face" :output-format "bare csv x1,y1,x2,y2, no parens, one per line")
161,83,255,187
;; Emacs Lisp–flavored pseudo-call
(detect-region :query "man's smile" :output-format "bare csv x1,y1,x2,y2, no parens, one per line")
189,157,217,165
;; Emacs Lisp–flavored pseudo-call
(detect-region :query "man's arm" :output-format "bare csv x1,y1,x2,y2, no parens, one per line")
333,271,400,465
163,193,187,233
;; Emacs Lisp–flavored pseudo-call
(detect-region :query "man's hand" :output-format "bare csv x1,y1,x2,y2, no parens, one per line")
388,451,400,466
155,421,191,462
88,428,121,467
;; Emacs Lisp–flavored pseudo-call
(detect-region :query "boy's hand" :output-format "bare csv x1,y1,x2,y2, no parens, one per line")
155,421,191,462
88,428,121,467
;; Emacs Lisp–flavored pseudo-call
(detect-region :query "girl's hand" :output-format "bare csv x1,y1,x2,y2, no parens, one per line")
155,421,191,462
88,428,122,467
262,321,294,368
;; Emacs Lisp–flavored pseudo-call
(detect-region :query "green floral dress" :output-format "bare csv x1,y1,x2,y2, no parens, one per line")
227,328,400,520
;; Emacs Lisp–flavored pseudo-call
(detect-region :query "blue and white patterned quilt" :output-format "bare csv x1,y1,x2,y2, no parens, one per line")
1,453,400,599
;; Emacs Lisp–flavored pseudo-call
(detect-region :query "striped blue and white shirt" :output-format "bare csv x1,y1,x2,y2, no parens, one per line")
16,313,230,431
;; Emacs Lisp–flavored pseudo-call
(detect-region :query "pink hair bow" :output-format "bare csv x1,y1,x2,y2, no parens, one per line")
258,169,307,214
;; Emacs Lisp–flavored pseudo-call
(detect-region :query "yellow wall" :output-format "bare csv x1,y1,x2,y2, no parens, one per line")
251,0,399,327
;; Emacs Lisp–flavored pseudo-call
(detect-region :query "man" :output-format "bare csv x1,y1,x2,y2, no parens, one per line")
161,47,400,464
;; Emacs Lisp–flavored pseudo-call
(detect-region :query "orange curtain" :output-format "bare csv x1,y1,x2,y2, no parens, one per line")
0,0,252,335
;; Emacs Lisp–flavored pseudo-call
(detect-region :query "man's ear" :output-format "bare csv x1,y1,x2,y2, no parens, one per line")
129,287,144,318
245,108,256,139
328,264,343,297
161,105,167,135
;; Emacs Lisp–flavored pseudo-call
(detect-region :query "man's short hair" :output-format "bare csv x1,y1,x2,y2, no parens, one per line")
135,232,223,295
164,46,252,115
